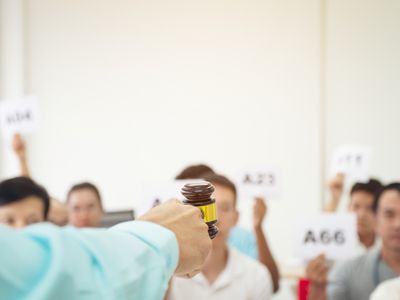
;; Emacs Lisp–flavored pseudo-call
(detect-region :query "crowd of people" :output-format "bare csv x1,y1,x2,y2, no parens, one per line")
1,134,399,300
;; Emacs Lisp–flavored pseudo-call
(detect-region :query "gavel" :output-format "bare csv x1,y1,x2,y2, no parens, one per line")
181,181,218,239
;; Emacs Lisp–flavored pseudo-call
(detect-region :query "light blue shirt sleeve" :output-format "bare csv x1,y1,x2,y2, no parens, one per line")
0,221,179,300
228,226,258,260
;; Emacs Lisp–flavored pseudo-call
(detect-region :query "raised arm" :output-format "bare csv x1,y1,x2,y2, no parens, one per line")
253,197,280,292
12,133,30,177
0,200,211,300
324,173,345,212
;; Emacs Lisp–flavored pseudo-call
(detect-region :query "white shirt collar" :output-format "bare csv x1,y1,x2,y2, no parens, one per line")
191,247,244,291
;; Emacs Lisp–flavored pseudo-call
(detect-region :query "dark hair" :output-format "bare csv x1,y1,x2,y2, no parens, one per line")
0,176,50,219
175,164,215,180
373,182,400,213
67,182,103,209
350,178,383,198
202,173,237,206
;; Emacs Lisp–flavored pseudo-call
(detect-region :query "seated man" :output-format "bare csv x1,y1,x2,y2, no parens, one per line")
309,183,400,300
0,176,50,228
325,174,382,251
306,176,383,299
175,164,280,292
168,173,273,300
66,182,104,228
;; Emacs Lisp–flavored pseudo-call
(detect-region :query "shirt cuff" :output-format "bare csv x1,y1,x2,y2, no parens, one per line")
109,221,179,279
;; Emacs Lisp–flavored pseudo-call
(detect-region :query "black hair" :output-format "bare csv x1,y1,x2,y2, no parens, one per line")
67,182,103,209
373,182,400,213
202,173,237,206
175,164,215,180
350,178,383,198
0,176,50,219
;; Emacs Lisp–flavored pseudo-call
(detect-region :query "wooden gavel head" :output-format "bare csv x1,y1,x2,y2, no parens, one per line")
181,181,218,239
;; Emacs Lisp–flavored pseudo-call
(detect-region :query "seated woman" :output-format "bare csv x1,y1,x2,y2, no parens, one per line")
66,182,104,228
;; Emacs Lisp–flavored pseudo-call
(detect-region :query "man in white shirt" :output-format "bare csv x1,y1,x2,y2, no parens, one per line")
168,173,273,300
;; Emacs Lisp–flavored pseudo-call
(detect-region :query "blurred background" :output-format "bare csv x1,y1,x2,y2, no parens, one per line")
0,0,399,298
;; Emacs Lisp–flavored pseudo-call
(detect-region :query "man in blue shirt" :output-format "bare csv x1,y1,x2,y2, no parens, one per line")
0,200,211,300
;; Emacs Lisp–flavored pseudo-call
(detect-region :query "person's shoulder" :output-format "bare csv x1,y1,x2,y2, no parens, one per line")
371,277,400,300
330,246,379,278
228,227,258,259
229,227,254,240
349,246,379,267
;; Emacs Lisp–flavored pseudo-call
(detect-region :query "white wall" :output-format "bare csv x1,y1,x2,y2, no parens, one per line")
23,0,322,264
0,0,24,177
325,0,400,186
